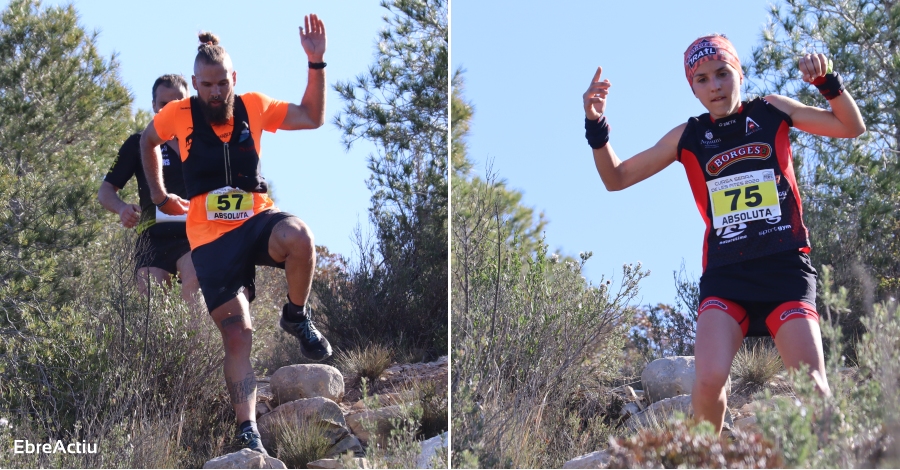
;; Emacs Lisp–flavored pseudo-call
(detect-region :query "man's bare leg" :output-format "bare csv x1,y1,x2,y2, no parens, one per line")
268,217,315,305
135,266,173,296
175,251,202,312
692,309,744,434
268,217,331,360
210,294,256,425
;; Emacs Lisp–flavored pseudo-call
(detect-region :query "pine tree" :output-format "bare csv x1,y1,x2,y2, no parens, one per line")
747,0,900,333
331,0,448,352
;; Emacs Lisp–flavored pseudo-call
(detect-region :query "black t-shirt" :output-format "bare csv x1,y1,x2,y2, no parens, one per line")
104,133,187,238
677,97,811,271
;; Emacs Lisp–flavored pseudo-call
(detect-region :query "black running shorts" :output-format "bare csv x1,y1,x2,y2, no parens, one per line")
134,234,191,275
191,210,294,313
698,250,818,337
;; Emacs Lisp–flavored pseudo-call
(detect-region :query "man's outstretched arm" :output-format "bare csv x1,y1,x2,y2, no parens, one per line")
280,13,326,130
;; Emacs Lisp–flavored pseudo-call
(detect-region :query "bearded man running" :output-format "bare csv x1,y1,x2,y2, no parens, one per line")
140,14,331,455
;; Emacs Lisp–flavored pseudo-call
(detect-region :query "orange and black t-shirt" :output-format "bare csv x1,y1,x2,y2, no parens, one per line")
153,92,289,248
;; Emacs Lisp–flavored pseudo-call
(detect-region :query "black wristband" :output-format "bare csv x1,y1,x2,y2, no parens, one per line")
155,195,169,208
308,62,327,70
812,72,844,100
585,115,611,149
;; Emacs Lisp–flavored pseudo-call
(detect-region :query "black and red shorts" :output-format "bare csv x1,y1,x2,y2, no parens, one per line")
697,250,819,337
191,210,294,313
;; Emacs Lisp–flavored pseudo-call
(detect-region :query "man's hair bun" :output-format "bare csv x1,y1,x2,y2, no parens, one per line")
198,32,220,49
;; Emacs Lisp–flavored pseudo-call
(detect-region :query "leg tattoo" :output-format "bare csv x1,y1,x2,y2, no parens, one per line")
220,315,244,328
227,372,257,405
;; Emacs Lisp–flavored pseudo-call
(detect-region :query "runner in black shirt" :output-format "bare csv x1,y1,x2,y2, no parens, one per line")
99,74,199,309
582,34,865,434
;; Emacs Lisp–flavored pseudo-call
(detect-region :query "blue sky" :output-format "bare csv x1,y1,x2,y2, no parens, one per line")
32,0,388,260
451,0,783,307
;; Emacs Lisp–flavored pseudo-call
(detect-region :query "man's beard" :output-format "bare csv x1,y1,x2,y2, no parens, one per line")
198,92,234,125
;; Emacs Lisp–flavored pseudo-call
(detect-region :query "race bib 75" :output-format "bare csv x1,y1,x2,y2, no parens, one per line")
707,169,781,228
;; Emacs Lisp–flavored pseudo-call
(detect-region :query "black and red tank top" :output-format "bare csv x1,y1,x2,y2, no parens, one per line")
677,97,810,271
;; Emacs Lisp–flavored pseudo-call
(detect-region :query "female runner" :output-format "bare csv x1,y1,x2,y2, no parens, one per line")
582,35,865,433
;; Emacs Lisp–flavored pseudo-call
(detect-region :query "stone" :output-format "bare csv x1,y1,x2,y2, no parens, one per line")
256,402,271,417
202,449,286,469
563,450,611,469
345,405,405,444
271,364,344,405
734,415,758,431
619,402,642,418
326,434,365,458
257,397,350,451
625,394,733,431
415,432,448,469
307,458,370,469
641,356,731,403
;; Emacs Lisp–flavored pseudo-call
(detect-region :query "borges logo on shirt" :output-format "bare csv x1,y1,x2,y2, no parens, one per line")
706,143,772,176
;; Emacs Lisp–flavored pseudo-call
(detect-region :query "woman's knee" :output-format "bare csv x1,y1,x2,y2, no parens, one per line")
694,369,731,395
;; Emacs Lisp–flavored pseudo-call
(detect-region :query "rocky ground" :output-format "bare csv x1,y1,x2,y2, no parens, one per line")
202,356,448,469
562,355,834,469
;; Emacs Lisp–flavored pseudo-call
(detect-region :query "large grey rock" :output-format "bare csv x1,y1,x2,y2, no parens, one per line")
415,432,448,469
271,364,344,405
625,394,733,431
563,450,611,469
641,356,730,403
257,397,350,451
345,405,405,444
202,449,286,469
326,434,364,458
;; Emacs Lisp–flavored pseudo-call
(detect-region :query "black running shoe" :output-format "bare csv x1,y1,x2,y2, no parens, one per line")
237,430,269,456
280,305,332,361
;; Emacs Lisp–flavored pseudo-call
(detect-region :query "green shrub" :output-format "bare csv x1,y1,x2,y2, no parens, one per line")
754,266,900,468
452,170,647,468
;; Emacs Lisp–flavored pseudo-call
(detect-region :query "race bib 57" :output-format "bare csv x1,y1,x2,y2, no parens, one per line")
707,169,781,228
206,187,254,221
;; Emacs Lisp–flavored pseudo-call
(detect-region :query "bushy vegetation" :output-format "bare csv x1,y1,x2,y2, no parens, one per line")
752,266,900,468
451,72,647,467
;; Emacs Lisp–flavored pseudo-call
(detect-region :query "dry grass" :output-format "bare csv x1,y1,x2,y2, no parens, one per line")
269,413,332,469
335,343,394,383
732,340,784,392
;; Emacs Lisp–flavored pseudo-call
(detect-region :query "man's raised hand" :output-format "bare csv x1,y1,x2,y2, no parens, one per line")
300,14,326,63
584,66,611,120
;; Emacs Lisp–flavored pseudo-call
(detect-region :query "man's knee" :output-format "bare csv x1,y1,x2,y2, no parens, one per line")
273,219,315,257
219,318,252,356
